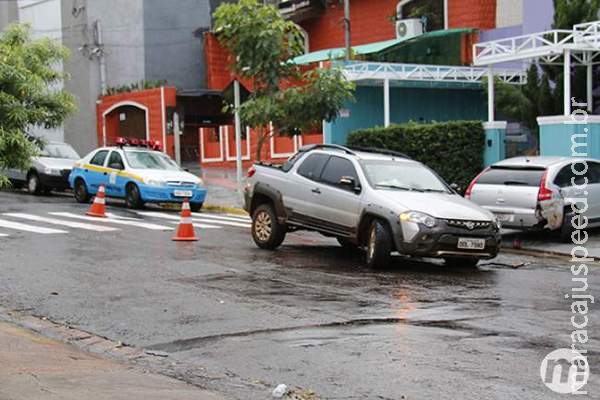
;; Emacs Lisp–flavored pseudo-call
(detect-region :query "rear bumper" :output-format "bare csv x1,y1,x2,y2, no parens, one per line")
481,206,542,229
392,220,501,259
139,185,207,204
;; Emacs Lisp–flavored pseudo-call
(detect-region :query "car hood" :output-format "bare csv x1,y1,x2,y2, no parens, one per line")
129,169,202,184
377,190,494,221
35,157,77,170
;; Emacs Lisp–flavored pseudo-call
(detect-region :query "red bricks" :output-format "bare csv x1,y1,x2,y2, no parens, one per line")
448,0,496,30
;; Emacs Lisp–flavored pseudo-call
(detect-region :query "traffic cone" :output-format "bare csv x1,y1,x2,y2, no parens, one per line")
172,198,198,241
86,185,107,218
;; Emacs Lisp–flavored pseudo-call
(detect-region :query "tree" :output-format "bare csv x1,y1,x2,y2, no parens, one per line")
213,0,355,161
0,24,75,187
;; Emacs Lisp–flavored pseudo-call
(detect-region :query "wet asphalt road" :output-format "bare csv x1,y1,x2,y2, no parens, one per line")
0,190,598,400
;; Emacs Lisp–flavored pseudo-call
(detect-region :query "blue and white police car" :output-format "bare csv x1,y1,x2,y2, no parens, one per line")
69,139,207,211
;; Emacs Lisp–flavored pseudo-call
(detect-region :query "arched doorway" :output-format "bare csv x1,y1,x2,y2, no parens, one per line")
102,102,149,146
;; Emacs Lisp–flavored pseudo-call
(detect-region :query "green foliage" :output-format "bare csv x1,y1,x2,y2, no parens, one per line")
214,0,355,160
0,24,75,187
105,80,167,96
347,121,485,189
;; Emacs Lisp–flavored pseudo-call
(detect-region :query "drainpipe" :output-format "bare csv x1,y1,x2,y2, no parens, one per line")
94,20,107,95
344,0,350,61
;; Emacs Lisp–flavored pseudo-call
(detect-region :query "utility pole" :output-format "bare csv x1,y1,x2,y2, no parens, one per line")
234,80,243,186
344,0,350,61
93,20,107,95
173,112,182,166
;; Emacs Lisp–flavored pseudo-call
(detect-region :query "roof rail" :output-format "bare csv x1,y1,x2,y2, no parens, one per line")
347,146,411,159
299,144,356,155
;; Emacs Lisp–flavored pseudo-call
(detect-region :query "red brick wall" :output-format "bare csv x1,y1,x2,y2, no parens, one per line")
300,0,398,51
448,0,496,30
96,87,177,156
205,33,233,91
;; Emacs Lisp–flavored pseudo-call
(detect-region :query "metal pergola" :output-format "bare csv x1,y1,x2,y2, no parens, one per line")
338,61,526,127
473,20,600,120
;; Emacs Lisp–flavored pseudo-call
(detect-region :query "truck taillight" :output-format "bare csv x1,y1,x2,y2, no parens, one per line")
465,167,489,199
247,166,256,178
537,169,552,201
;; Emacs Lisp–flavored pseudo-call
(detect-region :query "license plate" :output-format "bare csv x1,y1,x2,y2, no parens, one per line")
494,213,514,223
457,238,486,250
173,190,193,197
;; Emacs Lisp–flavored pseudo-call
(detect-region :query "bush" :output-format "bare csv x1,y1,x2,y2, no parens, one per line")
347,121,484,190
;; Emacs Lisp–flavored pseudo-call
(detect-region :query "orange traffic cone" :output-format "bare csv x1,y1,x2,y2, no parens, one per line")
86,185,107,218
172,198,198,241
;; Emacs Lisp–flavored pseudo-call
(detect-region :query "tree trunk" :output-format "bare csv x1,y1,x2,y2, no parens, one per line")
255,127,266,162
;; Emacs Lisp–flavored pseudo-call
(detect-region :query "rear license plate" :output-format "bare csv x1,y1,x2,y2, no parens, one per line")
494,213,514,223
457,238,486,250
173,190,193,197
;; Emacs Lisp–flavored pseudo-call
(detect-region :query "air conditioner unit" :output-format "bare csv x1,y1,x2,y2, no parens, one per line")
395,18,423,40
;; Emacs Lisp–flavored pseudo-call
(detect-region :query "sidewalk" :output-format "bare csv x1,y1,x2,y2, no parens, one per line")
186,165,245,209
0,321,224,400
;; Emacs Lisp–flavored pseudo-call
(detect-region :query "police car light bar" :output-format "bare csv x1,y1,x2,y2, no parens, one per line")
115,137,162,151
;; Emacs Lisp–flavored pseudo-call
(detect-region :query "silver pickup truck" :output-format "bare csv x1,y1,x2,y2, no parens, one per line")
244,144,501,268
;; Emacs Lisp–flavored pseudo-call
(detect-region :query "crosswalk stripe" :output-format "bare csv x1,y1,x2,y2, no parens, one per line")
167,221,221,229
226,213,251,221
134,211,221,229
0,233,9,237
0,218,68,234
192,217,250,228
4,213,119,232
49,212,173,231
191,213,251,223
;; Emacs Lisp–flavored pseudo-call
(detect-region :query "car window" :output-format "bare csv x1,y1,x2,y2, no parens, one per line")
281,151,304,173
478,167,545,186
40,143,80,160
108,151,125,170
89,150,109,167
297,153,329,181
362,160,449,192
320,156,359,188
554,162,597,187
124,150,180,170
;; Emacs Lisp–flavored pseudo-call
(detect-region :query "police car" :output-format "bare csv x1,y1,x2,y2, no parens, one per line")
69,138,207,211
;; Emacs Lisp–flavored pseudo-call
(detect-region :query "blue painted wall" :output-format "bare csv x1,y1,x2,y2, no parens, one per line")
540,122,600,158
328,86,487,144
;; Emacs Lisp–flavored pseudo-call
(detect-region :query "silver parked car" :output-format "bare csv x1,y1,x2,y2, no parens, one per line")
244,144,501,268
4,141,81,195
465,156,600,241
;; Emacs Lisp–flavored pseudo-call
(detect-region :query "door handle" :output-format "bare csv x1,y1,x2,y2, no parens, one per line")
311,188,321,194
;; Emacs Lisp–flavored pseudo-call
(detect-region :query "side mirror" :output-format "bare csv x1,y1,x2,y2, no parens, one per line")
450,183,461,192
109,163,124,170
339,176,361,193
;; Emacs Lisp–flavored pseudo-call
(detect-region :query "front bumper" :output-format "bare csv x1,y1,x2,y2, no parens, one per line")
392,219,501,259
138,185,207,204
39,172,71,190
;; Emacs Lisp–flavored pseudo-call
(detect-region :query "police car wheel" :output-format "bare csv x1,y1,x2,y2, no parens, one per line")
190,202,203,212
125,183,144,209
74,179,90,203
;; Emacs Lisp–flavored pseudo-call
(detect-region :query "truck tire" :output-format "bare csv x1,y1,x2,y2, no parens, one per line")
365,220,391,268
252,203,286,250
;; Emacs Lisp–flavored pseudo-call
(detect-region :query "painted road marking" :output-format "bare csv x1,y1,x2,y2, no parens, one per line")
0,233,9,237
49,212,173,231
138,211,250,228
134,211,221,229
0,219,68,234
4,213,120,232
191,213,251,223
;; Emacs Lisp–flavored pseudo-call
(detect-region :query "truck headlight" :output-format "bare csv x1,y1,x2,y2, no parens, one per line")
492,216,502,230
399,211,437,228
144,178,165,186
44,167,61,176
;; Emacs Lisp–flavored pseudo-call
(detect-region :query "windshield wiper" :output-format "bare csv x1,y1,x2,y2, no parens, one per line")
420,188,448,193
376,184,425,192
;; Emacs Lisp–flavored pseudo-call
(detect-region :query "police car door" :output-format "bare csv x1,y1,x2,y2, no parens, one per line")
105,150,126,198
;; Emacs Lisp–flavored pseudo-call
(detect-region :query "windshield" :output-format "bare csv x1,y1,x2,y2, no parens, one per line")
40,143,80,160
124,151,181,170
362,160,450,193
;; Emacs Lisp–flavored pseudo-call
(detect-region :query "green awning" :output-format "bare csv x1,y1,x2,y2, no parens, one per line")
291,28,476,65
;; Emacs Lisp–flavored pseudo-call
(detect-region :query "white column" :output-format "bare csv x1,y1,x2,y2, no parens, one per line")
383,78,390,127
443,0,449,29
564,49,571,116
487,66,494,122
234,80,242,186
587,61,593,113
173,112,181,166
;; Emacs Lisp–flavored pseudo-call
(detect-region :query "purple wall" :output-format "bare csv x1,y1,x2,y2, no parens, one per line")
480,0,554,42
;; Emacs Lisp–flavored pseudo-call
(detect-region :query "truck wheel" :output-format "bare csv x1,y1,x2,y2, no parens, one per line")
444,257,479,268
27,172,42,195
252,203,286,250
365,220,391,268
125,183,144,209
74,179,91,203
